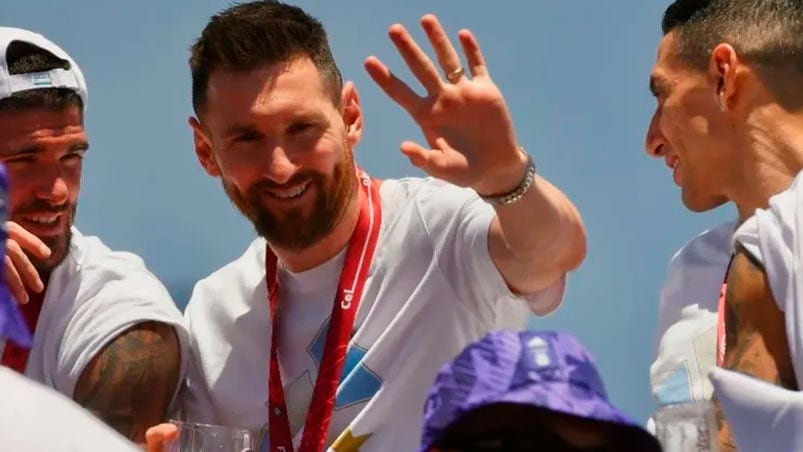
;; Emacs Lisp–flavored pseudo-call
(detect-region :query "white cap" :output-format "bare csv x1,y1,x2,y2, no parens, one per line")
0,27,87,108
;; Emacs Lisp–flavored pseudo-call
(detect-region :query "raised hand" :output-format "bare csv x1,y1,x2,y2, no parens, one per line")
4,221,50,304
364,14,528,196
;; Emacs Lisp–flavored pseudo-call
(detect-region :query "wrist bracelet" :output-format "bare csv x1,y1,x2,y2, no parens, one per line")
478,148,537,206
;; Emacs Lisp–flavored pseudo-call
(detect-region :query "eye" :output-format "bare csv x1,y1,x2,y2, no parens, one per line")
236,131,262,142
287,122,314,135
62,152,84,164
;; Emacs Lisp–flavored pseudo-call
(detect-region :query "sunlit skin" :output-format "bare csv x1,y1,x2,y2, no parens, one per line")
0,105,87,303
645,31,733,213
190,57,365,272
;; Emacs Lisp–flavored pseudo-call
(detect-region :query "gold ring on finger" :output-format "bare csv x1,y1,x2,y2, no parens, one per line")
446,66,464,83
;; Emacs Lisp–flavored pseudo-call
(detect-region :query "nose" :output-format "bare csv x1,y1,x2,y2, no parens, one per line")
34,165,69,206
264,145,299,185
644,111,666,158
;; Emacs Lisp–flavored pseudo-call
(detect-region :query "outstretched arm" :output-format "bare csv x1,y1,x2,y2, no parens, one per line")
364,15,585,304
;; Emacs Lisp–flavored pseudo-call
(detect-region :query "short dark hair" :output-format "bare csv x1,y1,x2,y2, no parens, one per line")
189,0,343,115
0,40,84,113
662,0,803,104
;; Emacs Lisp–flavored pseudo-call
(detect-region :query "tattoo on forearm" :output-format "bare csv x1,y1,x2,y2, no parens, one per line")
73,321,181,443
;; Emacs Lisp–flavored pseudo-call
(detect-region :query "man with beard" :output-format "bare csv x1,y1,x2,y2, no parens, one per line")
646,0,803,449
0,27,188,444
166,2,586,451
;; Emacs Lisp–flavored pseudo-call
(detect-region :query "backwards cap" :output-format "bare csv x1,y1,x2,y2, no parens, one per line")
0,26,87,107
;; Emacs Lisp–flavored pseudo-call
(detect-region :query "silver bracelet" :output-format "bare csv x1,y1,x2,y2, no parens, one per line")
478,148,537,206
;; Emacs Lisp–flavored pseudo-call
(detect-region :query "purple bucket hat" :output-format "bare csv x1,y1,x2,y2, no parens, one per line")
0,164,32,348
420,330,660,451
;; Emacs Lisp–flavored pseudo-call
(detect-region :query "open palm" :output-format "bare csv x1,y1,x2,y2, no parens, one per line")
364,15,525,195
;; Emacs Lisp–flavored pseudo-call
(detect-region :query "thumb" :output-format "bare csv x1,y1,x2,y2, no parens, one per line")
400,137,464,179
144,423,179,452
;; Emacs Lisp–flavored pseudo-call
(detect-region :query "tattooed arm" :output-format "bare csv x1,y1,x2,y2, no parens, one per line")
715,244,797,451
73,321,181,444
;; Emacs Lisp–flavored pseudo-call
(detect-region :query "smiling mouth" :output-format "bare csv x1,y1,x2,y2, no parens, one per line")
666,156,679,170
265,181,310,200
22,213,60,226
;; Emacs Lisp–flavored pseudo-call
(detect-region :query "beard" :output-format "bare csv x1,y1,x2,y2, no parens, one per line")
11,201,76,275
223,150,357,250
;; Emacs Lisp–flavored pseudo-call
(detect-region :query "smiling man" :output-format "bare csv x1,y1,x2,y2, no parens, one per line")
645,1,803,449
160,1,586,451
0,27,188,444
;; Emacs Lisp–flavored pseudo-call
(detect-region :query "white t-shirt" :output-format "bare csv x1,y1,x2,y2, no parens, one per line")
649,222,734,421
734,170,803,388
0,228,189,398
181,177,566,452
0,366,139,451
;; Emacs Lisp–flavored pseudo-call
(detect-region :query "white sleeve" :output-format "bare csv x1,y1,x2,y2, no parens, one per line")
0,368,140,452
733,171,803,388
55,278,189,397
414,180,566,325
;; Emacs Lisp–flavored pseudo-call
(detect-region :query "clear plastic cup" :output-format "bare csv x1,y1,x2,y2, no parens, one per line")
162,420,255,452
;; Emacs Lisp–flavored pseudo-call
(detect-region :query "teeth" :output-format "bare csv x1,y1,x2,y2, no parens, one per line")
269,182,309,199
27,215,58,225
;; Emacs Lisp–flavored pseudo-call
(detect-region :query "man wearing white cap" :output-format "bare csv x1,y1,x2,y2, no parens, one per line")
0,27,188,444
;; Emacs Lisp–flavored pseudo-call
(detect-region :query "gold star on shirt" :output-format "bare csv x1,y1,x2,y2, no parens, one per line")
329,428,372,452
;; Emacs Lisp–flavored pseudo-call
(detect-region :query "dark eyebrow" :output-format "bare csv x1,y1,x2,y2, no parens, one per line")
6,140,89,157
221,124,259,140
69,141,90,153
221,111,330,139
292,111,328,125
649,74,671,98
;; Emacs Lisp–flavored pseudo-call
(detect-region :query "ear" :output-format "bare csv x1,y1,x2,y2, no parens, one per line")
188,116,221,177
709,43,741,111
341,81,364,149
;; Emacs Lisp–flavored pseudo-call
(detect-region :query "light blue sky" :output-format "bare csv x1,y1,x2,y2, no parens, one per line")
2,1,734,422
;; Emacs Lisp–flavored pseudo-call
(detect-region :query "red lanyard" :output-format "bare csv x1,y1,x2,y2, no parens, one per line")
716,256,735,366
266,170,381,452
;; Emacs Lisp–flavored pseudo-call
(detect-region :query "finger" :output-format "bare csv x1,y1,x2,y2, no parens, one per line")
144,423,179,452
420,15,463,81
401,138,468,177
5,255,28,304
458,29,489,78
6,239,43,293
6,222,50,259
364,56,423,114
400,140,449,174
387,23,443,94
